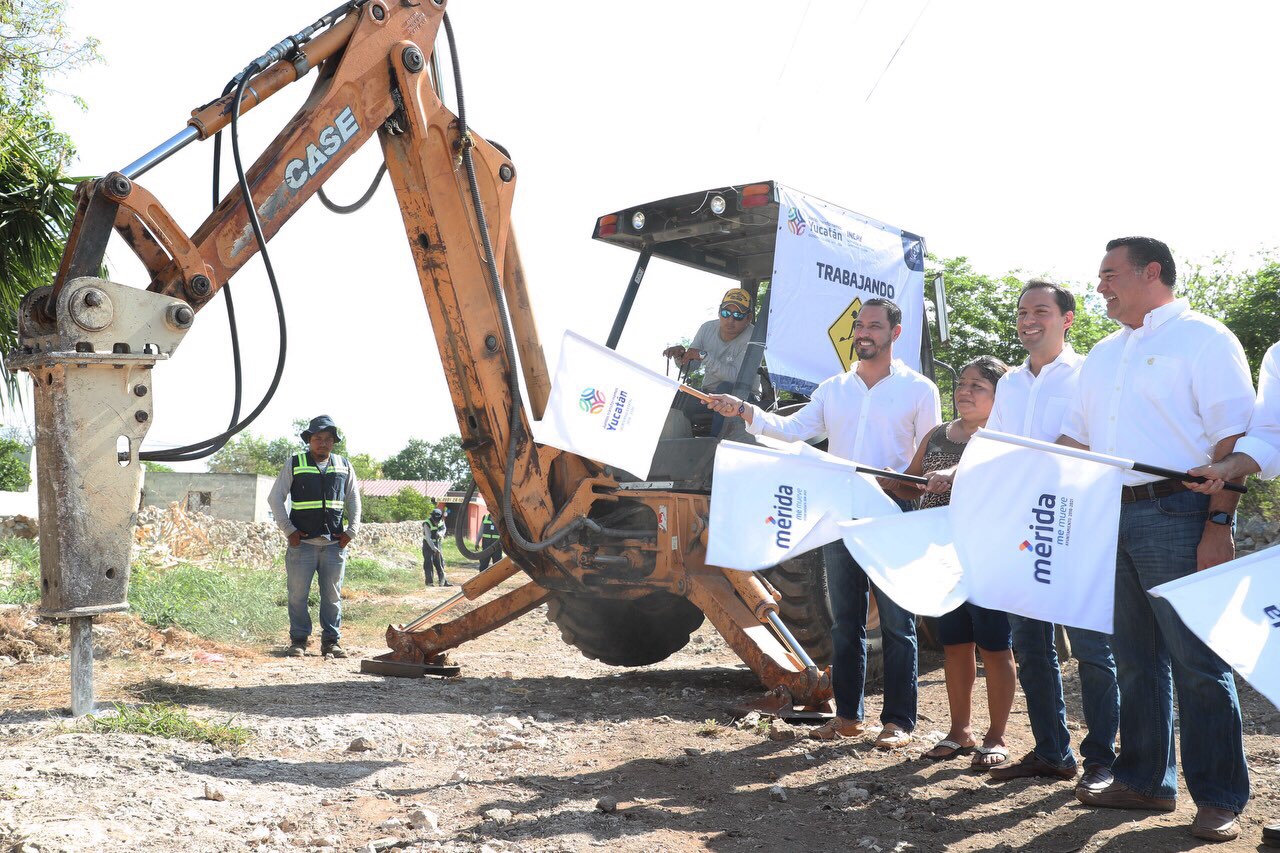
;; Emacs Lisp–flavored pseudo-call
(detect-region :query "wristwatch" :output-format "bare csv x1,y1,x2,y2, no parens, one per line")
1207,511,1234,526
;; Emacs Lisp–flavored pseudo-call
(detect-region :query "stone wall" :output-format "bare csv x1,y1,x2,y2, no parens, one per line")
1234,514,1280,554
130,505,424,567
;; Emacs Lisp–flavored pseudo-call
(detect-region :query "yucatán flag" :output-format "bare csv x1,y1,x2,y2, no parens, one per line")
532,331,680,478
1150,547,1280,710
707,439,900,572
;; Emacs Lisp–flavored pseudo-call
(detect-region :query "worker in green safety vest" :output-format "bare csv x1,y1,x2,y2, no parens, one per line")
422,507,449,587
476,511,502,571
267,415,361,659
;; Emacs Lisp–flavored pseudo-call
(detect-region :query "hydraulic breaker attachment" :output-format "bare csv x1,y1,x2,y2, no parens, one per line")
6,277,192,617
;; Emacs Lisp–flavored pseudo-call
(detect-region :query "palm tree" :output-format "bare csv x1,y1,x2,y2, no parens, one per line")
0,117,80,390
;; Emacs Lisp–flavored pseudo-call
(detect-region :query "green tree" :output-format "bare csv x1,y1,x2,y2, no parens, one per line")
1179,255,1279,382
361,487,434,523
0,1,100,362
347,452,382,481
0,437,31,490
206,432,277,476
382,435,470,488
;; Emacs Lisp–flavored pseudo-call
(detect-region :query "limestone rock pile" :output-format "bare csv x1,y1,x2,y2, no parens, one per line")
0,515,38,540
132,504,424,567
1234,514,1280,554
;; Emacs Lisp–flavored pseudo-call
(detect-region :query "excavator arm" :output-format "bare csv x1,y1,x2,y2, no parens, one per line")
8,0,833,713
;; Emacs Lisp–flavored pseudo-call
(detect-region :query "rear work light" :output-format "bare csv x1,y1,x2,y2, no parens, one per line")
740,183,771,209
598,214,618,237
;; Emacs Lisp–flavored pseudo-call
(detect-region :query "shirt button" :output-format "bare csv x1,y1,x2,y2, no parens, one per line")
1147,358,1154,365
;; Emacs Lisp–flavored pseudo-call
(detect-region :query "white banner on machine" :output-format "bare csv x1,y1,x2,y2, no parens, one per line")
1150,547,1280,710
532,330,680,478
707,439,900,571
767,186,926,394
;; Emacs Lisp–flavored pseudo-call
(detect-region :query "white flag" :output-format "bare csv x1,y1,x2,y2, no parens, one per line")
707,440,900,571
1149,547,1280,710
950,431,1124,633
838,431,1124,632
840,508,967,616
532,331,680,478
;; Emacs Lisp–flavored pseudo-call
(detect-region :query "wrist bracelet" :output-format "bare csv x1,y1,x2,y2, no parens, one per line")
737,403,745,416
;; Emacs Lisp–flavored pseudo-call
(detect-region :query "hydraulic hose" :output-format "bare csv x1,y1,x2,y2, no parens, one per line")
442,13,642,552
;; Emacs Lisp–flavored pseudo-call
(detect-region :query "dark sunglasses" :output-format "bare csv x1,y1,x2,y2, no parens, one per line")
720,308,748,320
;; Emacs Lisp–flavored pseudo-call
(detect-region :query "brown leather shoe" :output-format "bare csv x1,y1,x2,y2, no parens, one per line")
988,750,1077,782
1190,807,1238,842
808,716,869,740
1075,779,1175,812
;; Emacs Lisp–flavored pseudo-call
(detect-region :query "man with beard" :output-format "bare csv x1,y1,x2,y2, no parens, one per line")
705,297,941,747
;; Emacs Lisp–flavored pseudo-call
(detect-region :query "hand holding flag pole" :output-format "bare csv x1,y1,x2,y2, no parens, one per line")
979,430,1248,494
682,385,929,486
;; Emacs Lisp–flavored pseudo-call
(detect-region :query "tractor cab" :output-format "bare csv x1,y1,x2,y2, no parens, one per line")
592,181,947,488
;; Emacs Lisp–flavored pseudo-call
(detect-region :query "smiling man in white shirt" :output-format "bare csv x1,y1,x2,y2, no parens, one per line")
981,280,1119,792
1059,237,1255,843
705,297,941,748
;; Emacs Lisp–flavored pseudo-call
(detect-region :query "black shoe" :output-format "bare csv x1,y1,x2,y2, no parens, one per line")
441,581,452,587
286,643,306,657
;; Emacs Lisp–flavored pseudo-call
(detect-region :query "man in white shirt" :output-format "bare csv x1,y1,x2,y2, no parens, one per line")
1186,339,1280,850
705,297,941,746
1059,238,1254,843
981,281,1119,791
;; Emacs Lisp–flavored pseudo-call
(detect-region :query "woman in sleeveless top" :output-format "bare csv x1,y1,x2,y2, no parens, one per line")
887,356,1015,769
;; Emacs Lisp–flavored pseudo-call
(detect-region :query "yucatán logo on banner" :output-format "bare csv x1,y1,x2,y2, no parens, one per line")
765,484,808,550
1021,493,1076,585
767,186,927,391
787,207,807,236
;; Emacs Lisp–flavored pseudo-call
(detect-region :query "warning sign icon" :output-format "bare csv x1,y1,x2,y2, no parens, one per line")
827,297,864,371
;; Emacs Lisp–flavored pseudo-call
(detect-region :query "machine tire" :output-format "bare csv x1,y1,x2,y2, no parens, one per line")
546,591,706,667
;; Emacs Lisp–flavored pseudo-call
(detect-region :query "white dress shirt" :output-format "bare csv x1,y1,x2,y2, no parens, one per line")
1235,341,1280,480
986,345,1084,442
745,360,941,471
1061,299,1255,486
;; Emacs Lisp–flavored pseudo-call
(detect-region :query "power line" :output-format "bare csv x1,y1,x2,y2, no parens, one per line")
864,0,932,104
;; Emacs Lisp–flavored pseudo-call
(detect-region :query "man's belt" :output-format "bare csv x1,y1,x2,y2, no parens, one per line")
1120,478,1189,504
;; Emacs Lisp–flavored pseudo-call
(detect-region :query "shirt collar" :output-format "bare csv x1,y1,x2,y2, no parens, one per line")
1129,298,1188,337
1017,343,1080,376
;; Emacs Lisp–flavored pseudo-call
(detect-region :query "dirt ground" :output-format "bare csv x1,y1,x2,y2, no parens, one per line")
1,584,1277,853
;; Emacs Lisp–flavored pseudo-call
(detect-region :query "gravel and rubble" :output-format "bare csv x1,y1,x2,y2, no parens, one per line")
0,584,1277,853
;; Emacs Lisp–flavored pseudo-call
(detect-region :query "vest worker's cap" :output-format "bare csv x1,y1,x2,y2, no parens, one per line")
720,288,752,313
301,415,342,443
430,508,443,519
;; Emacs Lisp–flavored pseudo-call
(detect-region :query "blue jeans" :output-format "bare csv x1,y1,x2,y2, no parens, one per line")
1111,490,1248,811
822,529,918,731
286,541,347,645
1009,614,1119,771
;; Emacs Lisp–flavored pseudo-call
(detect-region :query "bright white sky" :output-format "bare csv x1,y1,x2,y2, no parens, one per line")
19,0,1280,468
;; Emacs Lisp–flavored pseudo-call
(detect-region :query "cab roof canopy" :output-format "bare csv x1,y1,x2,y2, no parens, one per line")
592,181,780,282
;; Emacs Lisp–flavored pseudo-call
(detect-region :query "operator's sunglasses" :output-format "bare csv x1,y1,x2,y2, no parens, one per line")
720,308,748,320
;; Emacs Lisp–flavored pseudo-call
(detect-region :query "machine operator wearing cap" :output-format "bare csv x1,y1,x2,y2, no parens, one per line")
663,288,760,436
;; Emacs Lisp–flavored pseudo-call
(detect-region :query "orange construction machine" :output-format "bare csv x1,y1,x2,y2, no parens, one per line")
7,0,884,717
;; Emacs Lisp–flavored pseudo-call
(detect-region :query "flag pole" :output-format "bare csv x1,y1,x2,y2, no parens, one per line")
977,429,1247,494
682,384,929,487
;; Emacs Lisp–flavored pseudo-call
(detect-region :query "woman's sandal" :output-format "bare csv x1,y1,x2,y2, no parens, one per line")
970,744,1010,769
924,739,975,761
